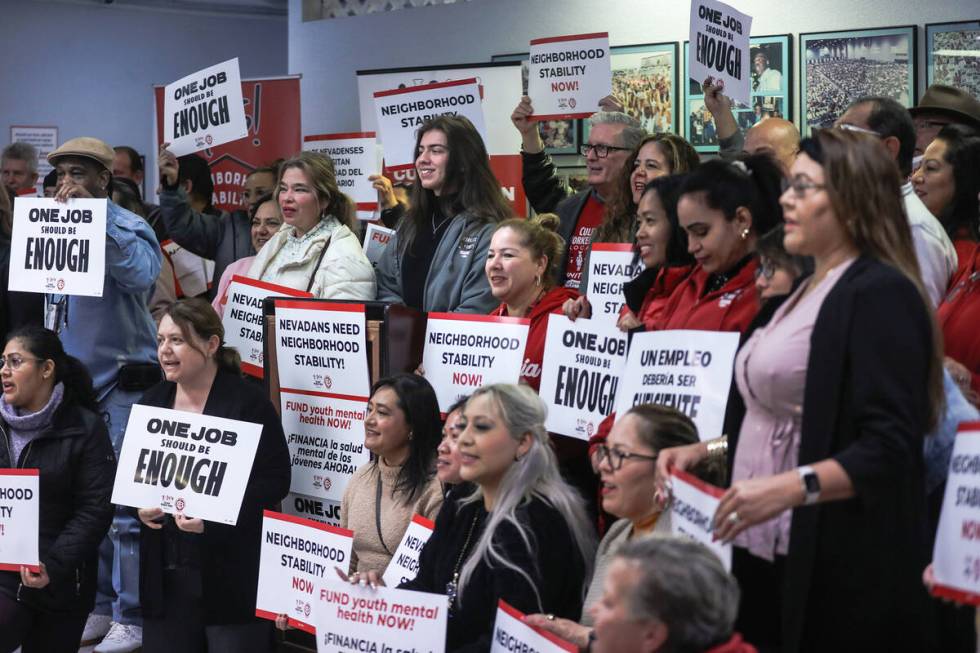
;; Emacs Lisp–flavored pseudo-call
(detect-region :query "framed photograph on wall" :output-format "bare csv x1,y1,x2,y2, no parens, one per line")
683,34,792,153
538,119,579,154
800,26,917,135
926,21,980,99
556,165,590,194
610,42,679,134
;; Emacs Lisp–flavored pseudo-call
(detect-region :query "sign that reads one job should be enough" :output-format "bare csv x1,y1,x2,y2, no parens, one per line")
528,32,612,120
164,57,248,156
688,0,753,106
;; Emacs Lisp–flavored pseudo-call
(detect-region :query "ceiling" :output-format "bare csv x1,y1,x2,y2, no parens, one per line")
32,0,288,18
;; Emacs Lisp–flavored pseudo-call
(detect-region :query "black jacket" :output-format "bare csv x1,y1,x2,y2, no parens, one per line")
401,494,588,653
0,237,44,341
138,369,291,624
0,401,115,614
725,257,934,652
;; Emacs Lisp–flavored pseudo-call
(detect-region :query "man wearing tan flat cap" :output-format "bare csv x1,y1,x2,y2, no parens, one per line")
46,136,160,653
910,84,980,159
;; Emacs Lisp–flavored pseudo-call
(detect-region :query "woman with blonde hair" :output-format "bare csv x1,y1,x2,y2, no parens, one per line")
247,151,375,299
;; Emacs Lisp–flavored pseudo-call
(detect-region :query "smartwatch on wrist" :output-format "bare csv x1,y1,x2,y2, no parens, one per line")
797,465,820,505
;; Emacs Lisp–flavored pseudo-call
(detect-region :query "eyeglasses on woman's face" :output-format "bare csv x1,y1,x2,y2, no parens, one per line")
595,443,658,471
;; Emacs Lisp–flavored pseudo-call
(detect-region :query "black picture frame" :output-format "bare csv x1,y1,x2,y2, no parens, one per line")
926,21,980,99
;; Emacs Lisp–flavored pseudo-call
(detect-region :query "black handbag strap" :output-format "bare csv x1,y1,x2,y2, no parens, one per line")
306,237,331,293
375,470,394,556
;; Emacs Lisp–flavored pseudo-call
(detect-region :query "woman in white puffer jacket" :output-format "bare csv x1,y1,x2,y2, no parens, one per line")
248,151,375,299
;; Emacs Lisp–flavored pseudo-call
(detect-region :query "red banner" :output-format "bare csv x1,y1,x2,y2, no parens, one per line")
155,77,301,213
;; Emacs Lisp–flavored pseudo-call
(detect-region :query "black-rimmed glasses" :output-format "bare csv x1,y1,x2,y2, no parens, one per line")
580,143,631,158
595,443,658,471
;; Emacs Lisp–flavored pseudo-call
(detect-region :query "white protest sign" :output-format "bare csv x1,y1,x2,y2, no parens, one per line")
363,223,395,266
283,492,343,528
256,510,354,633
374,78,486,170
688,0,753,106
0,470,40,572
8,197,106,297
281,390,370,502
382,514,435,588
528,32,612,120
164,57,248,156
932,422,980,605
587,243,642,321
539,315,628,440
491,600,577,653
423,313,529,414
161,239,212,298
275,300,370,397
222,276,312,378
316,580,447,653
303,132,381,212
670,469,731,571
111,405,263,525
614,330,739,441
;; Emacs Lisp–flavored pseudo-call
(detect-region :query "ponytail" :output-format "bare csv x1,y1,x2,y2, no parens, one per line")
5,326,99,413
678,154,784,237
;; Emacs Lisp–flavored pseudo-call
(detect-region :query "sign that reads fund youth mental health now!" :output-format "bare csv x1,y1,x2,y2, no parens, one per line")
422,313,530,415
491,600,577,653
8,198,106,297
539,315,628,441
256,510,354,633
688,0,753,106
670,469,732,571
303,133,382,212
932,422,980,605
588,243,643,321
614,330,740,442
374,78,486,170
528,32,612,120
0,469,40,573
316,580,447,653
382,514,435,588
111,405,263,525
164,58,248,156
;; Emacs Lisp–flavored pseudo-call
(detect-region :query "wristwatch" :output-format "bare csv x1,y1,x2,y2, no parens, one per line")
797,465,820,505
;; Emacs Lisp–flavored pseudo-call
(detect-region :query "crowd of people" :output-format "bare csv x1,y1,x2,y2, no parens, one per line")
1,45,980,653
805,58,911,128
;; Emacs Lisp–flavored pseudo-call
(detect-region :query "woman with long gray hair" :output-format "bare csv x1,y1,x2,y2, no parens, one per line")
347,383,595,651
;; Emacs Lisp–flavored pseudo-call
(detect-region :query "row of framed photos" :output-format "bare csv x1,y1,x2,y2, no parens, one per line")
492,21,980,155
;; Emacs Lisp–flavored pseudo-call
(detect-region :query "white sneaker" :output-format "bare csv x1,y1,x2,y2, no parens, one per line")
93,622,143,653
81,613,112,645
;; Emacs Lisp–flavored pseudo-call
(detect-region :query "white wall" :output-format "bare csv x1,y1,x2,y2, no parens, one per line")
289,0,978,136
0,1,287,168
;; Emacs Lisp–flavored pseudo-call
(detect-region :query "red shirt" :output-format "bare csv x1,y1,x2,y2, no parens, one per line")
938,240,980,394
619,264,696,330
564,195,605,290
654,259,760,333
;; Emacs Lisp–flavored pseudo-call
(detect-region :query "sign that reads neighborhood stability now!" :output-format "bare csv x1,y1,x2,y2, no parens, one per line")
528,32,612,120
164,58,248,156
932,422,980,605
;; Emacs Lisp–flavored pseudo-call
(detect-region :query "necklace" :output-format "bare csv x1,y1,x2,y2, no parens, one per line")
445,509,481,615
432,212,452,233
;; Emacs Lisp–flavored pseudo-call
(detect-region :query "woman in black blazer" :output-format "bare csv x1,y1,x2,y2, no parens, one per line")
657,129,943,653
136,298,291,653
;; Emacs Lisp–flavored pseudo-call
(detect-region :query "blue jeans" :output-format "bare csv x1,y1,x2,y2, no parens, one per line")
94,387,143,626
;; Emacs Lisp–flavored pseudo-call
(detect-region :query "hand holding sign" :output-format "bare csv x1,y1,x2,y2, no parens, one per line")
158,143,179,187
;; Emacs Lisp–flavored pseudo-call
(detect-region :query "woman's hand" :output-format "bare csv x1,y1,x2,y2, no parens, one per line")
20,563,49,590
369,174,398,210
158,142,179,187
616,310,642,332
713,473,803,542
275,613,291,631
562,296,592,322
138,507,166,529
175,513,205,534
653,441,709,508
523,614,591,648
414,364,425,377
347,569,385,589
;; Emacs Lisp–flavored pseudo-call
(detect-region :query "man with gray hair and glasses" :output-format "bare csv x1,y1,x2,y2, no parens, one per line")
2,141,40,196
512,95,644,288
589,535,756,653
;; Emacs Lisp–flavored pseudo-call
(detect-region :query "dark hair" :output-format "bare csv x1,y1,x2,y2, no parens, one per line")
678,154,784,237
249,192,275,221
935,124,980,241
111,178,146,218
113,146,143,174
5,326,99,413
249,163,280,181
162,299,241,374
624,404,723,486
178,154,214,206
756,225,814,278
493,213,564,289
446,394,469,417
853,96,916,177
639,174,695,268
276,151,356,231
370,374,441,502
597,134,700,244
43,169,58,189
401,115,512,255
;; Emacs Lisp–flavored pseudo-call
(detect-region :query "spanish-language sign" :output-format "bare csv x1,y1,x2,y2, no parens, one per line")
7,197,106,297
111,405,263,525
275,300,370,397
256,510,354,633
670,469,731,571
587,243,642,321
0,469,40,572
688,0,753,106
932,422,980,605
382,514,435,588
374,78,486,170
491,600,577,653
614,330,739,441
363,223,395,266
423,313,530,414
222,276,312,378
161,239,213,298
303,133,381,212
283,492,343,528
539,315,628,440
528,32,612,120
281,391,370,502
164,57,248,156
316,580,447,653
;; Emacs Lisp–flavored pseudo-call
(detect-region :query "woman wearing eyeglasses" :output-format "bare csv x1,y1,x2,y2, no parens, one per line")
0,327,115,653
754,225,813,305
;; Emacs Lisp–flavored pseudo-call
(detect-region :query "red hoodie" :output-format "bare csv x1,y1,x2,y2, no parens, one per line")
654,258,760,333
620,264,696,330
490,286,580,392
938,240,980,395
